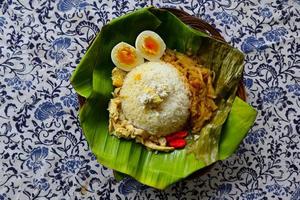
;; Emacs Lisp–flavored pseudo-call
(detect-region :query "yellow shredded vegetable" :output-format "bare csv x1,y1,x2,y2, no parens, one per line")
161,49,218,134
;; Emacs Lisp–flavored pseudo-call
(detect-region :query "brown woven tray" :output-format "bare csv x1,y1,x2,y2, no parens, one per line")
76,7,246,179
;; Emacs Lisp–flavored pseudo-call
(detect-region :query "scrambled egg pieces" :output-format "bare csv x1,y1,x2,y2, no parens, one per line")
111,67,127,87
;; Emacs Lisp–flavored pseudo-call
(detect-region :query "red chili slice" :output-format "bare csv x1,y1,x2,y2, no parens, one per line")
173,131,188,138
165,131,188,142
168,138,186,149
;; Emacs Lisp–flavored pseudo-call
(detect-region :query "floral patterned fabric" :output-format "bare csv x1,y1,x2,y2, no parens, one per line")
0,0,299,199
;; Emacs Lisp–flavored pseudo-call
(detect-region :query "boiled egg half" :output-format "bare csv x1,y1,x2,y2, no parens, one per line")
111,42,144,71
135,31,166,61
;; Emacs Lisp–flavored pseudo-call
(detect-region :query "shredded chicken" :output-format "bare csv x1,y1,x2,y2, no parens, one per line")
108,87,174,151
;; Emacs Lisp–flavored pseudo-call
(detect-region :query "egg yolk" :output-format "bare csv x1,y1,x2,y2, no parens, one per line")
143,36,159,55
117,47,136,65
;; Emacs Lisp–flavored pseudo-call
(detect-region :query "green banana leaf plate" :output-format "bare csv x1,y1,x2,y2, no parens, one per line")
71,7,257,189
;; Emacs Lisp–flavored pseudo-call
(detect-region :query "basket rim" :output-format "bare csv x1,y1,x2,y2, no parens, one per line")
161,7,225,42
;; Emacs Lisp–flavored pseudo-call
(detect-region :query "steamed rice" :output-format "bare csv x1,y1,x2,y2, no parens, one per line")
120,62,191,136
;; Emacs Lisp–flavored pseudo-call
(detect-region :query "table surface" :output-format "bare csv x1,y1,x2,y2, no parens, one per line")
0,0,299,199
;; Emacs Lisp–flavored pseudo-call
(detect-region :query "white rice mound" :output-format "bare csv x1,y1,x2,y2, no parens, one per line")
120,61,191,136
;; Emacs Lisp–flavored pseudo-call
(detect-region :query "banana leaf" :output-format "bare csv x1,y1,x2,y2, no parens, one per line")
71,7,257,189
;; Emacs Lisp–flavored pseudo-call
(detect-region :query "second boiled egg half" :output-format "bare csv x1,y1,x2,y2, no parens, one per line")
135,31,166,61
